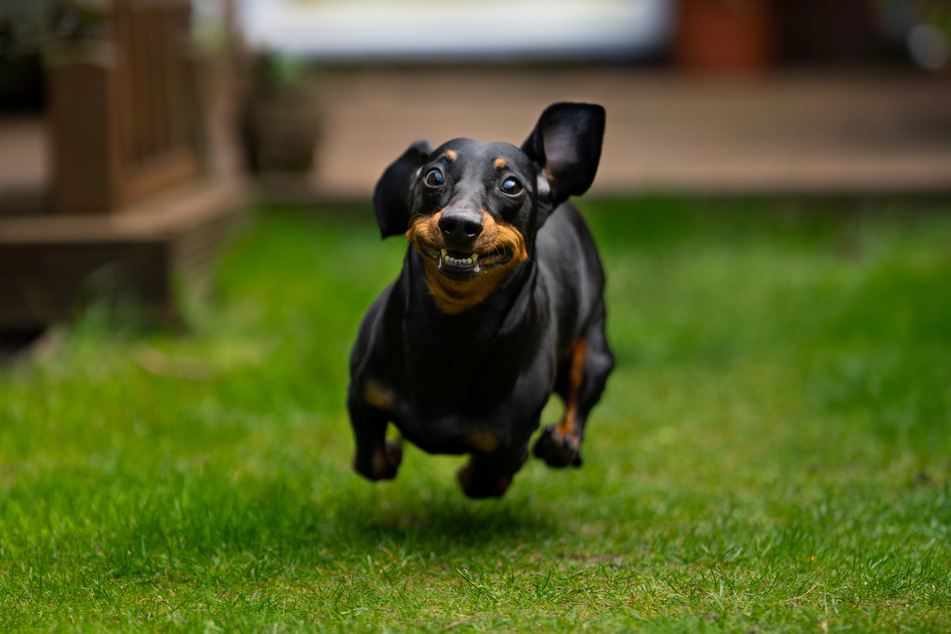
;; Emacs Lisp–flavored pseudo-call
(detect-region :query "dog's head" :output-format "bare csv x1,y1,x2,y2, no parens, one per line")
373,102,604,312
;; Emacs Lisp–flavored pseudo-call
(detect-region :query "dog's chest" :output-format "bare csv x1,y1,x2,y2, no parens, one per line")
384,325,548,444
394,362,552,455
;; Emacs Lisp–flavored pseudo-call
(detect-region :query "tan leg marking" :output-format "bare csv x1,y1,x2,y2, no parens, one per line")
556,336,587,440
364,380,397,415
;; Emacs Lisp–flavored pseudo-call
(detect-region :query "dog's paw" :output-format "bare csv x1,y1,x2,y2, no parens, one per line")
456,464,513,499
352,440,403,481
533,425,583,468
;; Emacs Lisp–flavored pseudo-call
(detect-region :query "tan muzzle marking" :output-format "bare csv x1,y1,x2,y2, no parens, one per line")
406,210,528,314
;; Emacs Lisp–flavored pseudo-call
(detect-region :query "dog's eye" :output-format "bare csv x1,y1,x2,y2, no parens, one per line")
500,177,523,196
423,168,445,188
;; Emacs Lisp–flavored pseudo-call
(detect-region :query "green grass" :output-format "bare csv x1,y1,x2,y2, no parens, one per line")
1,196,950,632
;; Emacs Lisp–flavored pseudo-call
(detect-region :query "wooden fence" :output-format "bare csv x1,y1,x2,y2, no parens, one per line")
0,0,241,334
47,0,202,215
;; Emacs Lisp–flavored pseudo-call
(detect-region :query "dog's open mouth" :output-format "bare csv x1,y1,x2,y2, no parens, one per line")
407,213,528,287
426,244,512,280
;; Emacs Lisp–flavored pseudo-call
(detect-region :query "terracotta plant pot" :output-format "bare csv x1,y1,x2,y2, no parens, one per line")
675,0,777,73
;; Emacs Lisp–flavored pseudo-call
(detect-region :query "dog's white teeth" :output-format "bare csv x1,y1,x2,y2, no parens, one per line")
441,251,477,267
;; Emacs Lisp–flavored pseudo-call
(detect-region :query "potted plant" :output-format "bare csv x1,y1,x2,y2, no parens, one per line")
239,52,322,174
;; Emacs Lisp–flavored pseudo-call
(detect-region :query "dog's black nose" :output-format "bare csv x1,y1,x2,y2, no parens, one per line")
438,208,483,245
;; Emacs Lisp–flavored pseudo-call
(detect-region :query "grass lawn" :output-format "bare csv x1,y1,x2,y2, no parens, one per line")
1,196,950,632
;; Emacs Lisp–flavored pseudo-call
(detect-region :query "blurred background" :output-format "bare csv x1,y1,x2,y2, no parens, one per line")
1,0,950,343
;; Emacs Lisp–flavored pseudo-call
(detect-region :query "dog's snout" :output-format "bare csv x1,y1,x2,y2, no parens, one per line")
438,208,483,245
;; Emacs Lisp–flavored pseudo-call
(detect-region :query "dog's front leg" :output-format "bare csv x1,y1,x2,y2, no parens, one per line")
456,445,529,499
348,393,402,481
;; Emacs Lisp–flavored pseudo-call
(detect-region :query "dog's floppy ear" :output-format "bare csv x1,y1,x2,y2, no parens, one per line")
373,139,432,238
521,102,605,210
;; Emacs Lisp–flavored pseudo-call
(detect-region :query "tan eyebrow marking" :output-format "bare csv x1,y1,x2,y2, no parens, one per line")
494,157,507,169
445,150,458,161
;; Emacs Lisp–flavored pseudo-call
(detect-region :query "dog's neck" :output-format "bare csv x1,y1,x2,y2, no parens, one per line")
401,247,537,344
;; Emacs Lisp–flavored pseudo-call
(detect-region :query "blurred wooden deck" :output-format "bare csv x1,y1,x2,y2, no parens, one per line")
303,67,951,199
3,67,951,204
0,0,242,334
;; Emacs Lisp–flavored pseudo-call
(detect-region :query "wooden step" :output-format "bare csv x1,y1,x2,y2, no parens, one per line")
0,177,243,331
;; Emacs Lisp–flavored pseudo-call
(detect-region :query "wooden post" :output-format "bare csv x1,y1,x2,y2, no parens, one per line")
46,42,122,215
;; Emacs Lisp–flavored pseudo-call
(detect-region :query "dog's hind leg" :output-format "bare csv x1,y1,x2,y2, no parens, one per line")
534,302,614,467
457,445,530,499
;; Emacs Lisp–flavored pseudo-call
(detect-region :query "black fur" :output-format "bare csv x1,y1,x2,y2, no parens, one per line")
348,102,614,498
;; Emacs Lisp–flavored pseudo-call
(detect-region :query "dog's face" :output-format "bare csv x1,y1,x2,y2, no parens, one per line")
373,103,605,313
406,139,535,284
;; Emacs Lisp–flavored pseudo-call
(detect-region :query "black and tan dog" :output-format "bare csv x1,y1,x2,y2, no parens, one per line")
347,102,614,498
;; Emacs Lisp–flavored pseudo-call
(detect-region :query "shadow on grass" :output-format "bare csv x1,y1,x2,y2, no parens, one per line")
348,495,560,550
102,467,563,578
